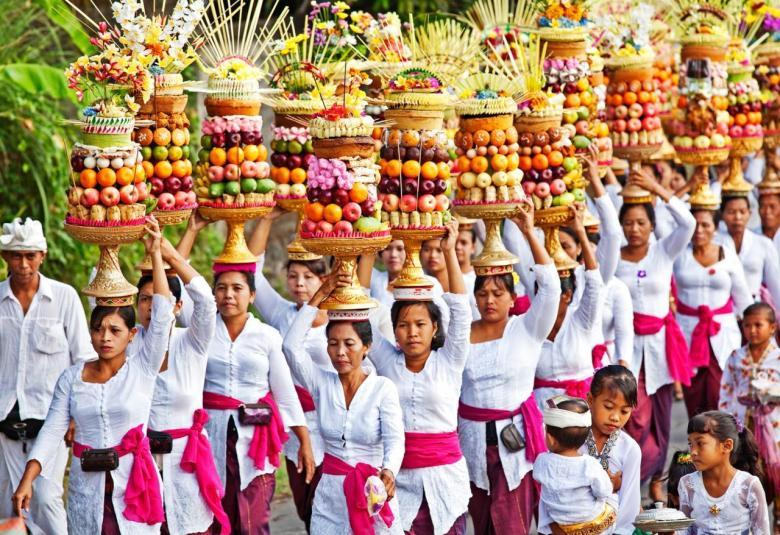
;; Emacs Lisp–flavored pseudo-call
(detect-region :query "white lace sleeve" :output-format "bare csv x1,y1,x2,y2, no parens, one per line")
281,304,319,393
678,475,694,521
743,474,771,535
440,293,472,370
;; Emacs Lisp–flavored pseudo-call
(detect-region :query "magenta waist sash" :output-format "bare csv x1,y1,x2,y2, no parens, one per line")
401,431,462,469
675,298,734,368
633,310,692,385
321,452,394,534
72,424,164,525
151,408,231,535
458,393,546,462
592,343,608,370
533,376,593,399
202,391,289,471
294,385,316,413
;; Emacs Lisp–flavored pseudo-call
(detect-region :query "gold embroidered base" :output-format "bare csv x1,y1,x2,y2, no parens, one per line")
453,203,522,275
535,206,579,274
199,205,273,264
276,197,322,261
390,228,446,289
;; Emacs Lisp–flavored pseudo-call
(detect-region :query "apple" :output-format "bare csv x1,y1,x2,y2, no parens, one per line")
534,182,551,198
559,191,576,206
572,188,586,202
550,179,567,195
745,124,758,137
434,179,448,195
434,194,449,211
290,183,306,197
165,177,182,193
612,119,627,133
256,162,270,178
277,183,291,196
225,164,241,181
643,103,657,117
228,133,242,147
383,193,400,212
562,109,579,124
240,161,258,178
185,191,197,205
614,105,628,119
715,122,729,136
317,220,333,233
257,179,276,194
209,182,225,198
400,194,418,213
694,135,711,149
420,179,436,195
522,181,536,195
157,192,176,209
119,184,138,204
562,157,579,173
343,202,362,222
642,117,656,132
150,177,165,196
541,168,554,182
492,172,508,187
288,154,303,169
403,179,419,193
180,176,193,192
318,189,333,205
418,194,436,213
152,146,169,162
476,172,492,188
136,182,149,201
240,178,257,193
355,216,381,233
628,103,644,118
575,120,589,135
676,136,694,149
224,181,241,196
334,189,350,207
459,172,477,188
81,187,100,207
100,186,120,207
302,220,317,234
711,134,726,148
208,166,225,182
174,191,189,207
334,220,353,234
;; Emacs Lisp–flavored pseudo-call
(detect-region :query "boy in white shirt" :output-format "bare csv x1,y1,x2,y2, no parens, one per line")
533,396,617,535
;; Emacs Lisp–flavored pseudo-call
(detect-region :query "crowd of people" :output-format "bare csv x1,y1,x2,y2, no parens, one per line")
1,151,779,534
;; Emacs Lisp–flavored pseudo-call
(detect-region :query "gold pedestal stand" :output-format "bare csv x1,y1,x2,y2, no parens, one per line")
722,137,763,196
614,145,663,203
390,228,446,290
276,197,322,261
136,208,193,272
199,205,273,264
677,147,731,209
453,203,521,275
300,234,392,310
535,206,578,274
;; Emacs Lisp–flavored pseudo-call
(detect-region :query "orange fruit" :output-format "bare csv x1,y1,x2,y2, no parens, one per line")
275,167,290,184
136,128,154,146
735,113,748,126
491,129,506,146
171,128,187,146
209,148,227,166
134,164,146,183
565,93,581,108
532,153,548,171
243,144,260,162
386,159,402,178
79,169,97,188
506,152,519,171
290,167,307,184
153,127,171,146
154,160,173,180
470,156,488,174
638,91,651,104
421,161,439,180
402,160,421,178
473,130,491,147
623,92,638,105
436,162,451,179
491,154,508,171
96,168,116,187
518,155,533,172
456,156,471,173
141,161,155,180
116,166,135,186
611,94,623,107
323,203,342,224
227,146,244,165
171,160,189,178
349,182,369,203
548,150,564,167
305,202,325,222
256,144,268,162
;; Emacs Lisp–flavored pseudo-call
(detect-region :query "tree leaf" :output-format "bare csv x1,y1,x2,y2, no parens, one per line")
33,0,91,55
0,64,76,103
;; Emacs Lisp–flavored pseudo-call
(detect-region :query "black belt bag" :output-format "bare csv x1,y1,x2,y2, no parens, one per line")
0,415,44,442
238,402,272,426
486,421,526,452
147,430,173,454
80,448,119,472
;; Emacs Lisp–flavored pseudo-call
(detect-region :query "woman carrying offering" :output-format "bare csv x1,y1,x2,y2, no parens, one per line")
13,217,174,534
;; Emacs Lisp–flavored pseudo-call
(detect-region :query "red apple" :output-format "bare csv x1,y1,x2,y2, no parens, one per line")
180,176,194,192
150,177,165,196
316,220,333,233
550,179,567,196
522,181,536,195
185,191,197,205
418,194,436,213
302,220,317,234
157,192,176,210
535,182,551,198
333,220,353,234
642,117,656,132
208,166,225,182
334,189,350,207
342,202,362,222
165,177,182,193
612,119,627,133
400,194,417,213
174,191,189,207
225,164,241,181
643,103,657,117
614,105,628,119
716,123,729,135
628,103,644,118
81,187,100,207
627,118,642,133
434,194,449,211
382,193,400,212
119,184,138,204
745,124,758,136
100,186,120,207
135,181,149,201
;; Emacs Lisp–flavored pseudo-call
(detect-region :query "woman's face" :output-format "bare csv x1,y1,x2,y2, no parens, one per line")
90,311,136,361
394,303,437,359
475,277,515,323
692,211,716,247
721,198,750,237
380,240,406,276
759,194,780,232
327,322,370,375
287,263,323,306
420,239,445,275
560,231,581,262
621,205,653,247
214,271,255,318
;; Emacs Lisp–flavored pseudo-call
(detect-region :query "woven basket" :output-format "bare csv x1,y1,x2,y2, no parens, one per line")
459,114,514,133
675,146,731,166
609,64,654,83
729,136,763,157
384,109,444,130
138,94,188,115
515,112,562,134
205,98,261,117
542,38,587,59
681,43,727,62
64,222,146,245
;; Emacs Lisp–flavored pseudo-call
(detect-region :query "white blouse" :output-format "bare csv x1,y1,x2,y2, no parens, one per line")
579,431,641,535
600,278,634,365
282,304,405,534
673,246,753,370
253,253,328,465
368,293,472,534
614,196,697,395
678,470,770,535
28,294,174,535
463,269,480,319
459,262,561,492
146,276,216,535
535,269,604,407
717,229,780,306
204,314,306,491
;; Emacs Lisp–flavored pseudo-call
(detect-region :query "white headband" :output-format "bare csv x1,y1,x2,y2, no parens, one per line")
0,218,47,252
543,396,592,428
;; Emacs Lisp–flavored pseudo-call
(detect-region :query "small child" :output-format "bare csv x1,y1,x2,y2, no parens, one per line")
581,365,641,535
666,451,696,509
679,411,770,534
534,396,616,535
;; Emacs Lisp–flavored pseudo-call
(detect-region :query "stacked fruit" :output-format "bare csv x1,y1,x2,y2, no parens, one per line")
378,128,452,228
269,125,315,198
134,122,196,211
754,63,780,137
726,72,763,140
453,125,523,204
194,116,274,207
588,52,613,167
545,57,596,155
654,63,677,121
605,75,665,149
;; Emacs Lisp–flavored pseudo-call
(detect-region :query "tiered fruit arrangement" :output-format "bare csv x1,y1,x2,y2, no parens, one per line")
726,61,763,144
269,126,315,199
755,58,780,142
605,70,666,150
194,115,274,208
588,49,613,170
546,57,596,156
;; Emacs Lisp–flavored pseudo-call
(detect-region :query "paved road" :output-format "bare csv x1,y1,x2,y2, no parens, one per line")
270,400,691,533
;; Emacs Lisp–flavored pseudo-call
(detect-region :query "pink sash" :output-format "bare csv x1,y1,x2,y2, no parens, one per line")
202,391,289,471
73,424,164,525
533,376,593,399
633,310,692,385
458,393,546,462
509,295,531,316
675,298,734,368
154,409,231,535
592,343,608,370
321,453,394,534
401,431,462,469
294,385,316,413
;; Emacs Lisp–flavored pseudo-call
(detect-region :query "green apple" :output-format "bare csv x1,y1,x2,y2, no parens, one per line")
240,178,257,193
559,191,576,206
355,216,381,233
182,145,191,159
562,157,579,172
168,146,183,161
152,145,169,161
198,149,210,163
572,188,586,202
551,195,561,207
275,140,288,153
201,135,212,150
225,181,241,196
141,146,153,161
304,140,314,153
577,106,590,120
209,182,225,197
257,178,276,194
288,140,303,155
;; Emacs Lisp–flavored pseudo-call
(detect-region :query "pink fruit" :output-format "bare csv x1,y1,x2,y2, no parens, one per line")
628,103,644,118
550,179,567,196
434,194,449,211
119,184,138,204
136,181,149,201
81,188,100,207
642,117,656,131
333,220,353,234
612,119,627,133
225,164,241,181
522,181,536,195
643,103,657,117
302,220,317,233
744,124,758,136
382,193,399,212
535,182,551,198
256,161,270,178
615,105,628,119
400,194,418,213
627,118,642,133
418,194,436,213
575,120,589,135
157,192,176,209
174,191,189,207
100,186,120,207
342,202,362,222
316,220,333,233
208,165,225,182
716,123,729,135
240,160,257,178
185,191,197,205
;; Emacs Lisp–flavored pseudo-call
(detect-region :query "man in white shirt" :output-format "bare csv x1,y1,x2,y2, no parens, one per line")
0,218,94,534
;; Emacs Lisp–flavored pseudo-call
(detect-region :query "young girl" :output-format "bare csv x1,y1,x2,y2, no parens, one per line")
719,301,780,525
679,411,770,534
666,451,696,509
582,365,641,535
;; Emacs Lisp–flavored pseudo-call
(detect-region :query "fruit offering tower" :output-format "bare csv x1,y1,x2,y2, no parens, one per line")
300,69,391,312
750,1,780,153
588,47,613,174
